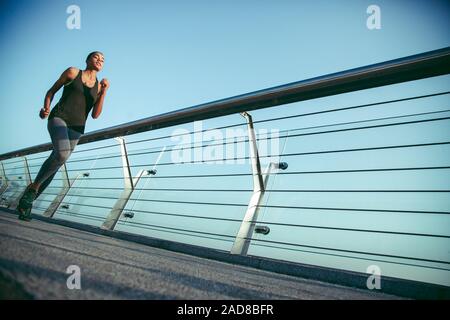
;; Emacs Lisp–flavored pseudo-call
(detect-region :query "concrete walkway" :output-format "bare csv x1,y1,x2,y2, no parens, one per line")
0,210,401,300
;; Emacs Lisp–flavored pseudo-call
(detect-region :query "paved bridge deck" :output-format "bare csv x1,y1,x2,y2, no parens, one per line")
0,210,401,300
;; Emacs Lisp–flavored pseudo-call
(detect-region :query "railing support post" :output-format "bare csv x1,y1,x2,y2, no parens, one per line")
8,157,32,210
231,112,263,255
101,137,155,230
24,157,32,186
42,164,90,218
231,112,288,255
0,162,8,197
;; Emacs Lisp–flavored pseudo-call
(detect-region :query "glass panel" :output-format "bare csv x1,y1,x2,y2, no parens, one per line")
246,76,450,286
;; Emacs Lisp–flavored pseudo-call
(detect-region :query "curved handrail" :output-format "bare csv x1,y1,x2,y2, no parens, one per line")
1,46,449,161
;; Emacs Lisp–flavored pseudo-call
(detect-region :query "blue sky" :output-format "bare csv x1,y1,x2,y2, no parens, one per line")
0,0,449,286
0,0,449,153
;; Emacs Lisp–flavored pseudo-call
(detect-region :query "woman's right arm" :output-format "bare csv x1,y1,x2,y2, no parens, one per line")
39,67,78,119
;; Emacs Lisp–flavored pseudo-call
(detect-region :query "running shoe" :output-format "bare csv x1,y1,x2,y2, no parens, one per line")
17,186,37,221
18,206,32,221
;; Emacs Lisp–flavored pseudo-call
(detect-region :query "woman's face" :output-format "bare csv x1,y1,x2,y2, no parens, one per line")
88,53,104,71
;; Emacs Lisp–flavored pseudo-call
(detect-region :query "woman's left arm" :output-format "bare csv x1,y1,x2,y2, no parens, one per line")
92,78,110,119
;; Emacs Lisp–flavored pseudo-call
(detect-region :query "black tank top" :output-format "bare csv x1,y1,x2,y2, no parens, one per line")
49,69,99,134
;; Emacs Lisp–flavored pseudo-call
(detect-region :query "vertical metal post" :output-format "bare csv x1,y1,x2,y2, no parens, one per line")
231,112,288,255
231,112,266,255
0,161,8,197
23,157,32,185
102,137,152,230
9,157,32,210
43,163,72,218
102,169,150,230
117,137,134,189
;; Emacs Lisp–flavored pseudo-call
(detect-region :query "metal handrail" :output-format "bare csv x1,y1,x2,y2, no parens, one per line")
1,46,450,161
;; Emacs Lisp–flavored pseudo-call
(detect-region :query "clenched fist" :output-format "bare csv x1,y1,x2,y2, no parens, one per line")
39,107,50,119
100,78,110,93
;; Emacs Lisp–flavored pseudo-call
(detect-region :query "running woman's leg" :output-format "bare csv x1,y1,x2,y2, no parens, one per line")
18,118,82,220
34,171,57,199
32,117,82,198
34,122,82,199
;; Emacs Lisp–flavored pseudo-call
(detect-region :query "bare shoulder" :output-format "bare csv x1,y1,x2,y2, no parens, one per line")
64,67,79,80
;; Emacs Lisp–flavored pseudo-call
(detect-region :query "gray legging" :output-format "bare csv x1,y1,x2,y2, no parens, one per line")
34,117,82,198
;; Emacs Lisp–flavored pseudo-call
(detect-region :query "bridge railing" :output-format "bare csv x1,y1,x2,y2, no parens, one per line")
1,47,449,288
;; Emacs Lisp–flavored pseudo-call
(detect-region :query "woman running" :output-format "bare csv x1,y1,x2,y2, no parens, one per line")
17,51,109,221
